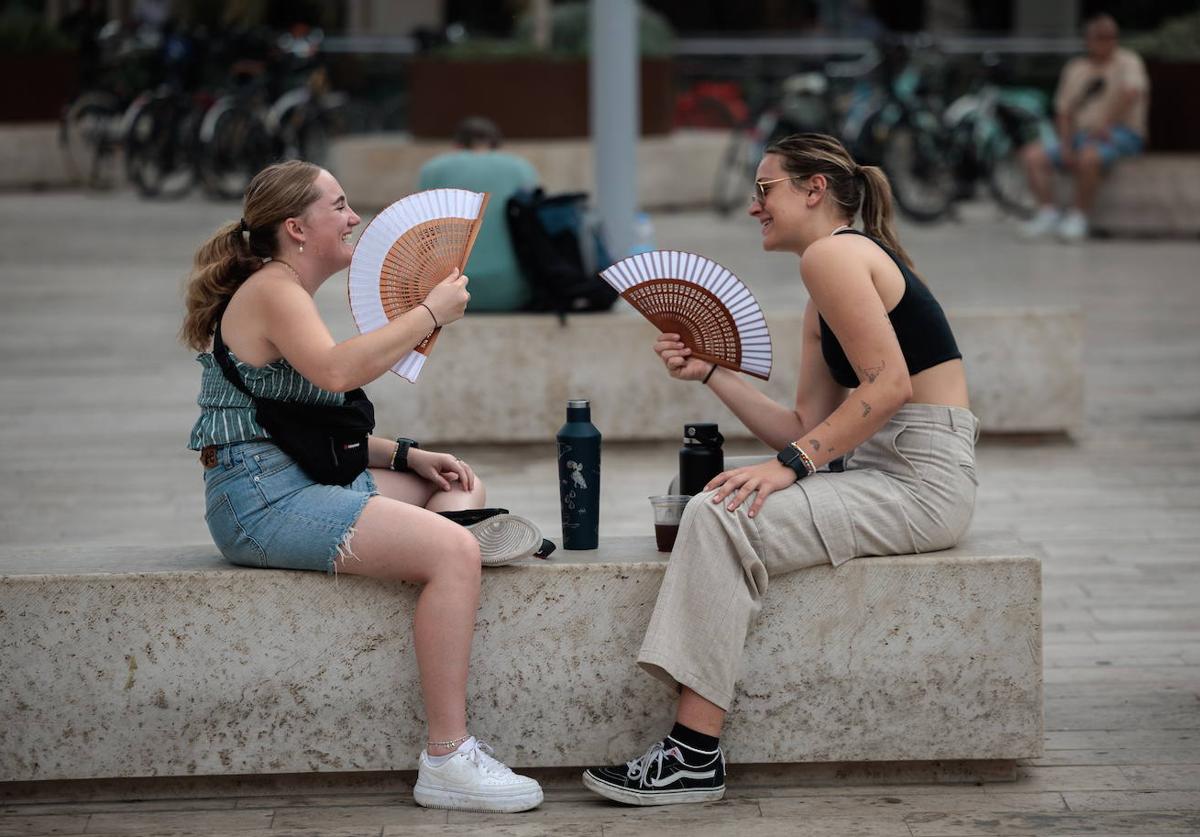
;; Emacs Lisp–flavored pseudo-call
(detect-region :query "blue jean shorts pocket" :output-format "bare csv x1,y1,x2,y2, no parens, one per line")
206,492,268,568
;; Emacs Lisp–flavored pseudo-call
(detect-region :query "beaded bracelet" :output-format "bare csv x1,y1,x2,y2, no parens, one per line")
790,442,817,477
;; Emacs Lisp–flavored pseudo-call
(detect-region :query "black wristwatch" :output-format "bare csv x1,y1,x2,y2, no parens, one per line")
390,437,420,472
776,445,811,481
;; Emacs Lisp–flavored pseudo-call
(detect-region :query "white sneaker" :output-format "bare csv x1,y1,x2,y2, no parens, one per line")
467,514,543,566
1057,210,1089,243
414,737,543,813
1020,206,1061,238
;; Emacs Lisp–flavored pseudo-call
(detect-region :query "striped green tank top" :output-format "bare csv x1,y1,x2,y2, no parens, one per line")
188,350,345,450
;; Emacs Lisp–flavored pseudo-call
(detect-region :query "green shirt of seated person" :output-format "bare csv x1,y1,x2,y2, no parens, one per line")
418,117,539,311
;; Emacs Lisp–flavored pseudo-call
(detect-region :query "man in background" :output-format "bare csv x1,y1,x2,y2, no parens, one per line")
1019,14,1149,243
418,117,539,310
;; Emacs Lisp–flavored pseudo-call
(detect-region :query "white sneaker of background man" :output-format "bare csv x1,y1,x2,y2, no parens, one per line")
414,736,543,813
1057,208,1089,243
1020,205,1062,239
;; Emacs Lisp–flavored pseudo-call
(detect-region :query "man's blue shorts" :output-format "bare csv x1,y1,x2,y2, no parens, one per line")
1042,125,1144,169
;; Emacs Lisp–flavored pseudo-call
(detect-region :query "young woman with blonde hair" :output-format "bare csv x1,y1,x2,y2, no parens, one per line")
183,160,543,813
584,134,977,805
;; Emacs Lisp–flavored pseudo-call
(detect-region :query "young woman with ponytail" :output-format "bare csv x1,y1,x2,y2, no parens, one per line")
583,134,977,806
183,161,543,813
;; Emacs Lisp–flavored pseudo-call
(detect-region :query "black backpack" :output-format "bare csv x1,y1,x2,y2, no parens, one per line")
506,188,618,316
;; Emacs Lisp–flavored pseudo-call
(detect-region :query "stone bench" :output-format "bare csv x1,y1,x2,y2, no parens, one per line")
0,537,1042,783
1068,153,1200,237
361,307,1082,445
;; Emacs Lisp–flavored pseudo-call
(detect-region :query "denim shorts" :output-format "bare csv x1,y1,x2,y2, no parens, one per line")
1043,124,1144,169
203,440,377,574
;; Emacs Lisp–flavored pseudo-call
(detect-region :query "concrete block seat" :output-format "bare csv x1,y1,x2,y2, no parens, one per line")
1076,153,1200,237
365,308,1082,444
0,537,1042,783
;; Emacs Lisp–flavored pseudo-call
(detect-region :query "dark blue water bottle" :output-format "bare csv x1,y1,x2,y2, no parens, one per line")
557,399,601,550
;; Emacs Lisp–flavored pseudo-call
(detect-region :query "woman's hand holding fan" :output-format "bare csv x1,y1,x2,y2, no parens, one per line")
653,332,715,381
421,268,471,329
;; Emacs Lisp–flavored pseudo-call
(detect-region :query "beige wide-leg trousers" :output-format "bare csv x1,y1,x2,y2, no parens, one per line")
638,404,980,710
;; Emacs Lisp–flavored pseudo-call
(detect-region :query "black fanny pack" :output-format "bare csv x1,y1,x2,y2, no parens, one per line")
212,321,375,486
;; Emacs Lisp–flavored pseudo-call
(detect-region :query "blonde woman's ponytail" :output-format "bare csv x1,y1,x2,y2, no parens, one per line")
180,221,263,351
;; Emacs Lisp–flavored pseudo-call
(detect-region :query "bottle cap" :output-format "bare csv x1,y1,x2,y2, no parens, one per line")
568,399,590,408
683,422,723,446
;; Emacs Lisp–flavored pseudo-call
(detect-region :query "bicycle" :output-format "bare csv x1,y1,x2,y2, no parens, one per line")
941,56,1049,219
59,23,158,189
124,85,215,198
710,72,834,216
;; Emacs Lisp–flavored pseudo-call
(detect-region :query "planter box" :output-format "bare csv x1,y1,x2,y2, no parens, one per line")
408,57,673,139
0,53,77,122
1147,60,1200,151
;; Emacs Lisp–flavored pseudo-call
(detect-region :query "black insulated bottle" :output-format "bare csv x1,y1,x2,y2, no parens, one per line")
679,422,724,497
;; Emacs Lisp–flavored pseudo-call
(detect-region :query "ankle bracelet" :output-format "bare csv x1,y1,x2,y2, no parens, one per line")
427,733,471,750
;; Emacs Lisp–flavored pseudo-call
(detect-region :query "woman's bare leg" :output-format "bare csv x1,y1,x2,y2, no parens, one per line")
335,496,482,755
369,468,486,513
677,687,726,737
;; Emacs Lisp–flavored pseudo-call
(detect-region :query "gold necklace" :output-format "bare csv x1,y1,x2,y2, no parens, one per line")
273,259,301,282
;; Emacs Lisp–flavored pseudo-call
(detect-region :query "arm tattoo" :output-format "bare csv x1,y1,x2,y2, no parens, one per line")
861,400,872,418
809,439,821,451
858,360,885,383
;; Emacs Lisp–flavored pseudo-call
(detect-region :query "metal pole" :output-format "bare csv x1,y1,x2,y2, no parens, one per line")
590,0,638,258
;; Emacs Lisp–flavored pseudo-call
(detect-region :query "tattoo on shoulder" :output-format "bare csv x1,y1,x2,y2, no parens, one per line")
858,360,885,383
861,400,872,417
809,438,821,451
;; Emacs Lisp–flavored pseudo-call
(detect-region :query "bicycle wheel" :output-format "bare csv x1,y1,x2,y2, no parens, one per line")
201,102,273,200
985,138,1037,220
126,96,196,199
881,111,957,224
60,92,122,190
712,110,776,216
296,100,370,166
712,130,753,216
985,109,1040,220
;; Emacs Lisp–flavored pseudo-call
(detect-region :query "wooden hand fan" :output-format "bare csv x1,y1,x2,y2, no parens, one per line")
348,188,489,382
599,250,772,380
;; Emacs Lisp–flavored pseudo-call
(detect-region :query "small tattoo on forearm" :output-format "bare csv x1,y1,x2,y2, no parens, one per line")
859,360,885,383
809,439,821,451
861,400,872,417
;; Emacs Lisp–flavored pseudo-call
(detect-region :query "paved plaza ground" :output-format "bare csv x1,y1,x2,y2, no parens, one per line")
1,188,1198,835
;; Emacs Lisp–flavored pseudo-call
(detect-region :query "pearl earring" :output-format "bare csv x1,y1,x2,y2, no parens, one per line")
299,244,304,254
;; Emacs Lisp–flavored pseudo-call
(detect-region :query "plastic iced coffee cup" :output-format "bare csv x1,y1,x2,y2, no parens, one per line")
649,495,691,552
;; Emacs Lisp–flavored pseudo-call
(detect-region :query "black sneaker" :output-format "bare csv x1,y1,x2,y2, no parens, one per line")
582,736,725,806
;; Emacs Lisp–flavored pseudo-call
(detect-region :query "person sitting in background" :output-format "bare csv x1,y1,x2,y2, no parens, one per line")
1019,14,1149,243
418,117,539,310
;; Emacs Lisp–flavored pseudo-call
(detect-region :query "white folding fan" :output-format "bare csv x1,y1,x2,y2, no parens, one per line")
348,188,490,382
600,250,772,380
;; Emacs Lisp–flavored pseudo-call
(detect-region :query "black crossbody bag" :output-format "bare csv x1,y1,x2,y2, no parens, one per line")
211,320,375,486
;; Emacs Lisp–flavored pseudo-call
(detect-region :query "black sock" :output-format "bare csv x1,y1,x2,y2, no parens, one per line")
669,722,720,755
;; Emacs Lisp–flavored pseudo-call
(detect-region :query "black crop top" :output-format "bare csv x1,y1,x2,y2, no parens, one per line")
818,229,961,388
